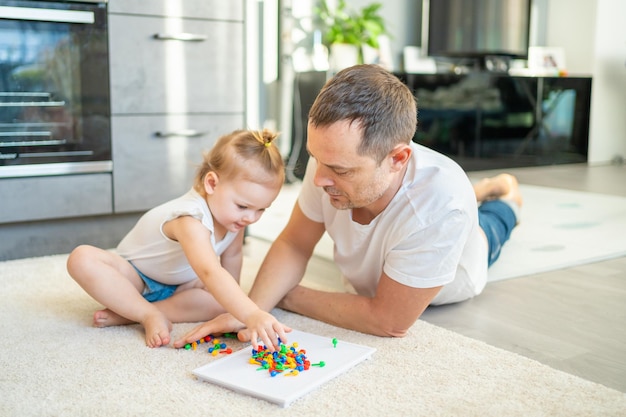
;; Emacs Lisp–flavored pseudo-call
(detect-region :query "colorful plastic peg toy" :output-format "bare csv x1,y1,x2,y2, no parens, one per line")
183,335,214,350
181,334,233,356
249,340,324,377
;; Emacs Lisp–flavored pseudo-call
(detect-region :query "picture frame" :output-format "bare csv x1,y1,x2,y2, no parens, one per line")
528,46,567,75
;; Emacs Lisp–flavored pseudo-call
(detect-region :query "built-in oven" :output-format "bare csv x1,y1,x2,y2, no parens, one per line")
0,0,110,178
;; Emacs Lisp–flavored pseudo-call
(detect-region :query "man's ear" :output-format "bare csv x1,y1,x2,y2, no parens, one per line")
389,144,412,171
203,171,219,195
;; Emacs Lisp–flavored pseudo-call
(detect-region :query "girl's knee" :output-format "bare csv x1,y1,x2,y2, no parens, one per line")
67,245,105,275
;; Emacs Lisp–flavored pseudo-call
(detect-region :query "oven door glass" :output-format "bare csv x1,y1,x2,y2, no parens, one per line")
0,1,110,177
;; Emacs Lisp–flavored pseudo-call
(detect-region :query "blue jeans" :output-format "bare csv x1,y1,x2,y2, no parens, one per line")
130,263,178,302
478,200,517,267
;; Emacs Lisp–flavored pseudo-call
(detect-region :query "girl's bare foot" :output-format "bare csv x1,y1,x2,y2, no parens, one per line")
142,313,173,348
93,309,133,327
94,309,172,347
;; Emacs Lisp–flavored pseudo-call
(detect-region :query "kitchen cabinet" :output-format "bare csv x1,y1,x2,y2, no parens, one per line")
0,174,112,224
108,0,246,212
0,0,112,225
110,114,241,212
0,0,248,260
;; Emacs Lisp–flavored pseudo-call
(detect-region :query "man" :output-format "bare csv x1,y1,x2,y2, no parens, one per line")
174,64,521,347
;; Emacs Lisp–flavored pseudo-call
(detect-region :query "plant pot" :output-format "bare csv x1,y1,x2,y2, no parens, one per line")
329,43,359,72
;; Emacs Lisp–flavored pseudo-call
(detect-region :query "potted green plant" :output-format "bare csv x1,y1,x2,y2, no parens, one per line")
315,0,388,70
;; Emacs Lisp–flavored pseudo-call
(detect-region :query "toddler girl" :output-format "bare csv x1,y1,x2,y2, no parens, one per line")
67,129,291,348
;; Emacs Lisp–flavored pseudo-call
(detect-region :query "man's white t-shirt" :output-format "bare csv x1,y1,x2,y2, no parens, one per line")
298,142,487,305
116,188,238,285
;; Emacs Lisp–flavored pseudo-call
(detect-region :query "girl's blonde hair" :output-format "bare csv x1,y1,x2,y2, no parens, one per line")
194,129,284,195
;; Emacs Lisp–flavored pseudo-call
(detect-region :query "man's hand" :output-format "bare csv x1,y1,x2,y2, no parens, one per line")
173,313,244,348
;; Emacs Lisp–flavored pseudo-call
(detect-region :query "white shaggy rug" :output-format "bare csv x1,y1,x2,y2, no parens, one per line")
1,254,625,416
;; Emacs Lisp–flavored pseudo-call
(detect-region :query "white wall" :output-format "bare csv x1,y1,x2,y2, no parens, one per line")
544,0,596,75
587,0,626,163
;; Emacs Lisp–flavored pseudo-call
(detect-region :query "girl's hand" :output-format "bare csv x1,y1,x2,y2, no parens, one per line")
172,313,243,349
243,310,291,351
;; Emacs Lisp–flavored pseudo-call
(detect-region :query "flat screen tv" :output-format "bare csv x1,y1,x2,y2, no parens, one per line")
423,0,531,63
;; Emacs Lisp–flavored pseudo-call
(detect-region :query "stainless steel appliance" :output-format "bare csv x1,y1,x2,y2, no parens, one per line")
0,0,110,178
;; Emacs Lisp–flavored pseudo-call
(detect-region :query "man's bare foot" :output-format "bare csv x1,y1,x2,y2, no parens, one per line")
93,309,134,328
141,313,172,348
474,173,523,207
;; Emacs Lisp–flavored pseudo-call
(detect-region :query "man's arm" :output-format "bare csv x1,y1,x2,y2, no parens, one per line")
247,202,326,311
279,273,442,337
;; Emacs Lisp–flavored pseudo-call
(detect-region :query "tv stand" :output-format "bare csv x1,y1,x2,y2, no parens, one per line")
395,72,592,171
286,71,592,177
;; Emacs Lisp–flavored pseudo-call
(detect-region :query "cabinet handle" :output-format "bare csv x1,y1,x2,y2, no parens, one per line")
154,130,206,138
153,33,208,42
